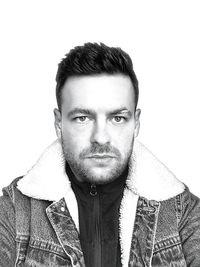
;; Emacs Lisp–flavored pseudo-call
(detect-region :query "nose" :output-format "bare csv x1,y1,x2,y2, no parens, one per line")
90,120,110,145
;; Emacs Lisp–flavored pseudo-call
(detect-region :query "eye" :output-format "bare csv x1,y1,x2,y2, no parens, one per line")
74,116,90,123
112,116,126,123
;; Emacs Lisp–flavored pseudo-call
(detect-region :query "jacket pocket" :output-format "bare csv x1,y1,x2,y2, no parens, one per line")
152,235,187,266
16,237,72,267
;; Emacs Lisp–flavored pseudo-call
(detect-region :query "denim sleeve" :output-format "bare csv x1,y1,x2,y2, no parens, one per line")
0,194,16,267
179,192,200,266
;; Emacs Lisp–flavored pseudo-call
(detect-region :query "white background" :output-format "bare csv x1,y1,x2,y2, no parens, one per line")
0,0,200,196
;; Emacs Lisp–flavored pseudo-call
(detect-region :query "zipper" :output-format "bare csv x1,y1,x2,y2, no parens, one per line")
90,184,101,267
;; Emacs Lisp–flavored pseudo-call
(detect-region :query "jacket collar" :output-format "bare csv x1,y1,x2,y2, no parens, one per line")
17,138,185,202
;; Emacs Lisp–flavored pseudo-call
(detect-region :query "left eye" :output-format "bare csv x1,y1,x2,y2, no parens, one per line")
112,116,126,123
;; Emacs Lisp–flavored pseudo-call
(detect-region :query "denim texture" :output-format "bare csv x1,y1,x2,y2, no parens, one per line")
0,178,200,266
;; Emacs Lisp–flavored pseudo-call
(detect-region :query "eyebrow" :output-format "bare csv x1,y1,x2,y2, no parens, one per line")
67,107,132,118
109,108,132,117
67,108,95,118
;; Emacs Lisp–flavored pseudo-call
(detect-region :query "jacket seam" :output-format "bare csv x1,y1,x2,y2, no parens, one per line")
175,193,182,227
154,241,182,254
28,243,68,259
149,202,160,264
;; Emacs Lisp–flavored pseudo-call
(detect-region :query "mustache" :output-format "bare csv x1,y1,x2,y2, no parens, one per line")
79,143,121,158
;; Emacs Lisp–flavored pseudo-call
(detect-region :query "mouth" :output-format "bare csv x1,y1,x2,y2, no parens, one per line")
86,154,115,159
85,154,116,166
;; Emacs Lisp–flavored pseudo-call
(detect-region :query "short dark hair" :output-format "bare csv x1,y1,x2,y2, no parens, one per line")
56,42,139,110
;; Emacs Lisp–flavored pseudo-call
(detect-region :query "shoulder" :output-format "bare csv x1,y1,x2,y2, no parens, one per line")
154,186,200,235
0,177,32,218
158,186,200,222
0,178,21,240
177,187,200,227
1,176,22,200
175,188,200,263
1,176,28,204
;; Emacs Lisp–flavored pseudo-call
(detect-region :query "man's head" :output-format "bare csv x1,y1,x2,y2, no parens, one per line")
54,43,141,184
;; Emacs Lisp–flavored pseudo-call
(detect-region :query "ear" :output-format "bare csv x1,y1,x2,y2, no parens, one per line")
54,108,62,139
134,108,141,138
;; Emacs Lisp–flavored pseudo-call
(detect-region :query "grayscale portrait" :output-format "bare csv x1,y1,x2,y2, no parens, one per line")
1,41,200,266
1,1,200,266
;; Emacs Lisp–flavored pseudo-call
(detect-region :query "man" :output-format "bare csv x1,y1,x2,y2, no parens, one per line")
0,43,200,267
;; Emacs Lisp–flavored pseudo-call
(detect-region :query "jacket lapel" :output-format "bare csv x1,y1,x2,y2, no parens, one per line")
46,198,85,267
128,197,160,266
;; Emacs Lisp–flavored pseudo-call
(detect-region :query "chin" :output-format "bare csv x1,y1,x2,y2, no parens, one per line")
85,176,117,185
83,170,121,185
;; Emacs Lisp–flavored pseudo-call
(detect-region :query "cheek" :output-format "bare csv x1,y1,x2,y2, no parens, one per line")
61,126,90,152
112,128,135,155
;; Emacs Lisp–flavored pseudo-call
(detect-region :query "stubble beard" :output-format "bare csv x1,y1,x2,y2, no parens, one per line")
61,138,134,185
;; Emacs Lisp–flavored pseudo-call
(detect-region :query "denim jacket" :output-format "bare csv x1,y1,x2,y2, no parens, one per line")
1,139,200,266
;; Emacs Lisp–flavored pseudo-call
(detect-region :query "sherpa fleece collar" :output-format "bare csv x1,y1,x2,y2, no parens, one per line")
17,138,185,202
17,139,185,266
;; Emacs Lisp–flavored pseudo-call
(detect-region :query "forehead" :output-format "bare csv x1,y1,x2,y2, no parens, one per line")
61,74,135,113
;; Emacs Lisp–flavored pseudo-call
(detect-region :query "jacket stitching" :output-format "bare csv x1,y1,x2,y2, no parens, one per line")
175,193,182,226
154,241,182,254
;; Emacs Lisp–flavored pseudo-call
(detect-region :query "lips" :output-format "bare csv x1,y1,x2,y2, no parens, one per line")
84,154,116,166
86,154,115,159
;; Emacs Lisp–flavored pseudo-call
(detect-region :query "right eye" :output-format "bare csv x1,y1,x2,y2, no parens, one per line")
74,116,90,123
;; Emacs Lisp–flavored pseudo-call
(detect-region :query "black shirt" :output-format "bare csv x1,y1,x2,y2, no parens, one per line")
66,163,127,267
